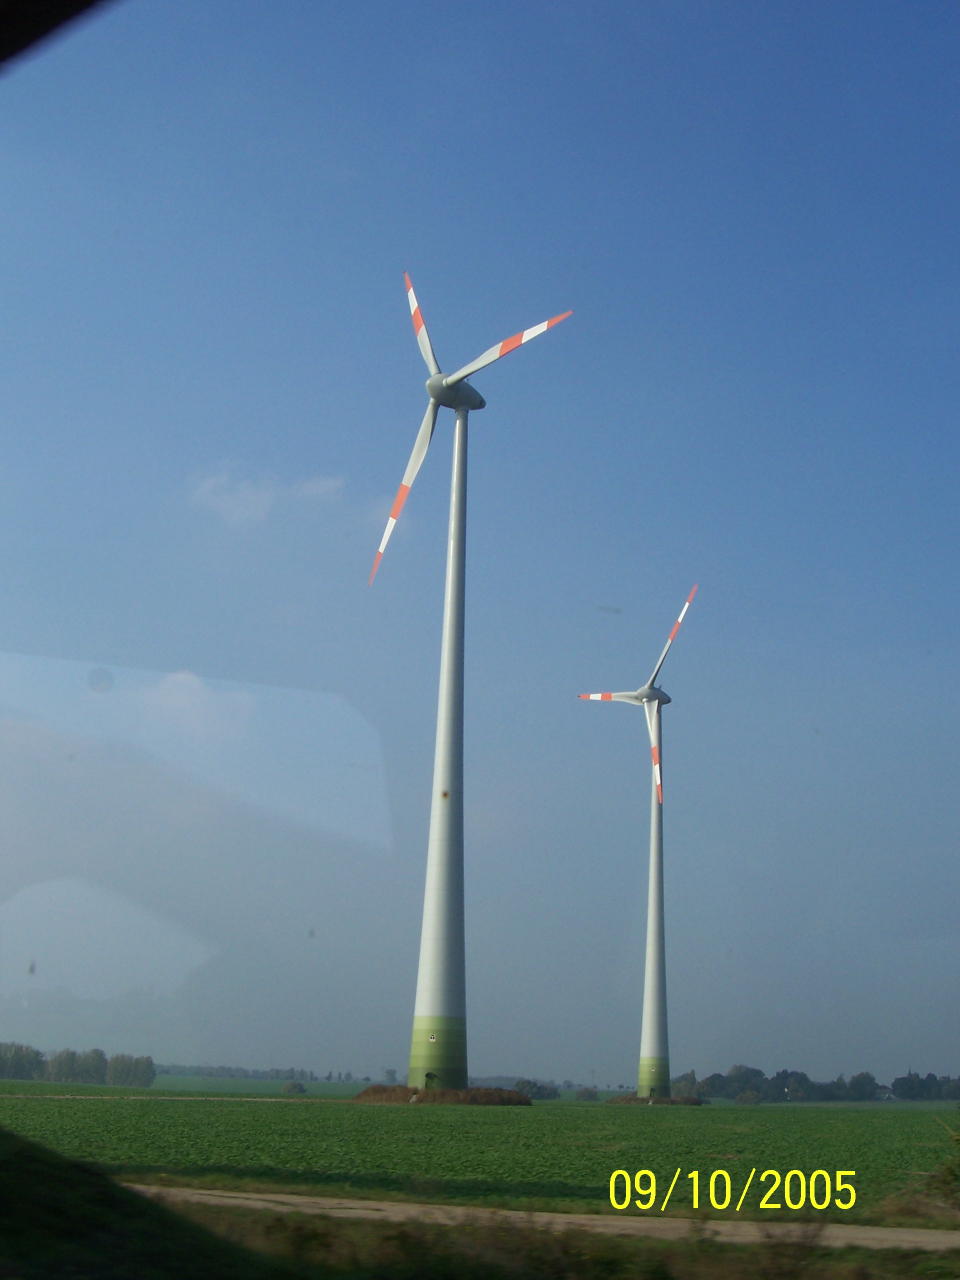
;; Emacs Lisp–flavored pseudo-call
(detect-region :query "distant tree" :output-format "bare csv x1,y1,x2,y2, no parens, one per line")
107,1054,136,1086
384,1068,398,1085
696,1072,728,1099
343,1071,353,1083
829,1074,850,1101
783,1070,812,1102
0,1042,45,1080
923,1073,941,1099
671,1070,697,1096
726,1065,766,1097
766,1069,789,1101
892,1072,923,1100
44,1049,72,1080
50,1049,83,1080
135,1056,156,1088
848,1071,878,1101
889,1072,960,1101
76,1049,108,1085
108,1055,155,1087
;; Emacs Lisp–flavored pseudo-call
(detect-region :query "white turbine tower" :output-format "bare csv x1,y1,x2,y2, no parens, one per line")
372,273,571,1089
579,584,698,1098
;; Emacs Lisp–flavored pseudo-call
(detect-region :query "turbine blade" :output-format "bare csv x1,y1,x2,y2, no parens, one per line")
646,584,699,687
404,272,440,376
643,702,664,804
578,691,636,702
369,400,439,584
650,742,663,804
444,309,572,386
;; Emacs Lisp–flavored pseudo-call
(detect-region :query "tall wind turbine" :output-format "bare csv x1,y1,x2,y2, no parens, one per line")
372,274,571,1089
579,584,698,1099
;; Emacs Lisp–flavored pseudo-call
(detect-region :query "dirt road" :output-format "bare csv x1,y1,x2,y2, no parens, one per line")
126,1184,960,1253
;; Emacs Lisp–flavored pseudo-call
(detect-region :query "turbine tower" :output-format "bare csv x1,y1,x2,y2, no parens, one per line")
579,584,698,1098
372,274,571,1089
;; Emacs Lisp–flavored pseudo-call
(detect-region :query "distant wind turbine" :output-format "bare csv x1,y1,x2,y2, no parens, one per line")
372,274,571,1089
580,584,698,1098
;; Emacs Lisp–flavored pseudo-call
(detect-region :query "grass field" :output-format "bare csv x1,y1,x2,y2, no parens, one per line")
0,1076,363,1099
1,1090,956,1228
153,1076,364,1098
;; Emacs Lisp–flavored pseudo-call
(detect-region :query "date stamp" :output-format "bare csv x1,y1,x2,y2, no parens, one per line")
609,1168,856,1213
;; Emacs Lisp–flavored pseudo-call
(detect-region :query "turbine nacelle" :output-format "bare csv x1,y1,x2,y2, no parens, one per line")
635,684,670,706
426,374,485,412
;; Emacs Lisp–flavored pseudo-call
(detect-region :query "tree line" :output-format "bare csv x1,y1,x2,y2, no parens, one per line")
155,1063,318,1082
0,1042,155,1087
672,1064,960,1102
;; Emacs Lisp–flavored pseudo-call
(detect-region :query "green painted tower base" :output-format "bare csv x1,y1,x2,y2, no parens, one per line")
408,1016,467,1090
637,1057,671,1099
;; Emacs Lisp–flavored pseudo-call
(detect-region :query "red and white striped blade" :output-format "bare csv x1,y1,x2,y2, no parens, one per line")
650,742,663,804
643,702,664,804
578,691,634,702
369,399,439,584
404,272,440,376
444,309,572,387
647,584,699,687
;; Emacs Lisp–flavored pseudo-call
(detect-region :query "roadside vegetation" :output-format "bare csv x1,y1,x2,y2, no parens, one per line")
2,1123,959,1279
174,1201,960,1280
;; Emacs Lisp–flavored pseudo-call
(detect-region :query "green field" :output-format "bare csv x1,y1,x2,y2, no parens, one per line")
0,1076,362,1100
1,1092,956,1227
152,1076,363,1098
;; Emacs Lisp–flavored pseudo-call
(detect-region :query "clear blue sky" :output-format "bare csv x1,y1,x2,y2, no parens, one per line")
0,0,957,1086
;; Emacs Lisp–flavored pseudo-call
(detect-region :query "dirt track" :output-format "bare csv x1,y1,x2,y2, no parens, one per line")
126,1184,960,1253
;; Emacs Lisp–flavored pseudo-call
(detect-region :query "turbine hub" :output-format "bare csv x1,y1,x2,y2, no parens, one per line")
426,374,485,412
638,685,671,706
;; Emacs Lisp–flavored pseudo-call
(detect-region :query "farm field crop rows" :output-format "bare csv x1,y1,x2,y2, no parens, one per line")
0,1096,952,1225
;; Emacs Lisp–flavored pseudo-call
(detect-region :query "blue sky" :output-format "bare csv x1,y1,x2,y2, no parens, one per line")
0,0,957,1086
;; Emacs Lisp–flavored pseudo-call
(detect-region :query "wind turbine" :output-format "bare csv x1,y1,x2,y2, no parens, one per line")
372,273,571,1089
579,584,698,1099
